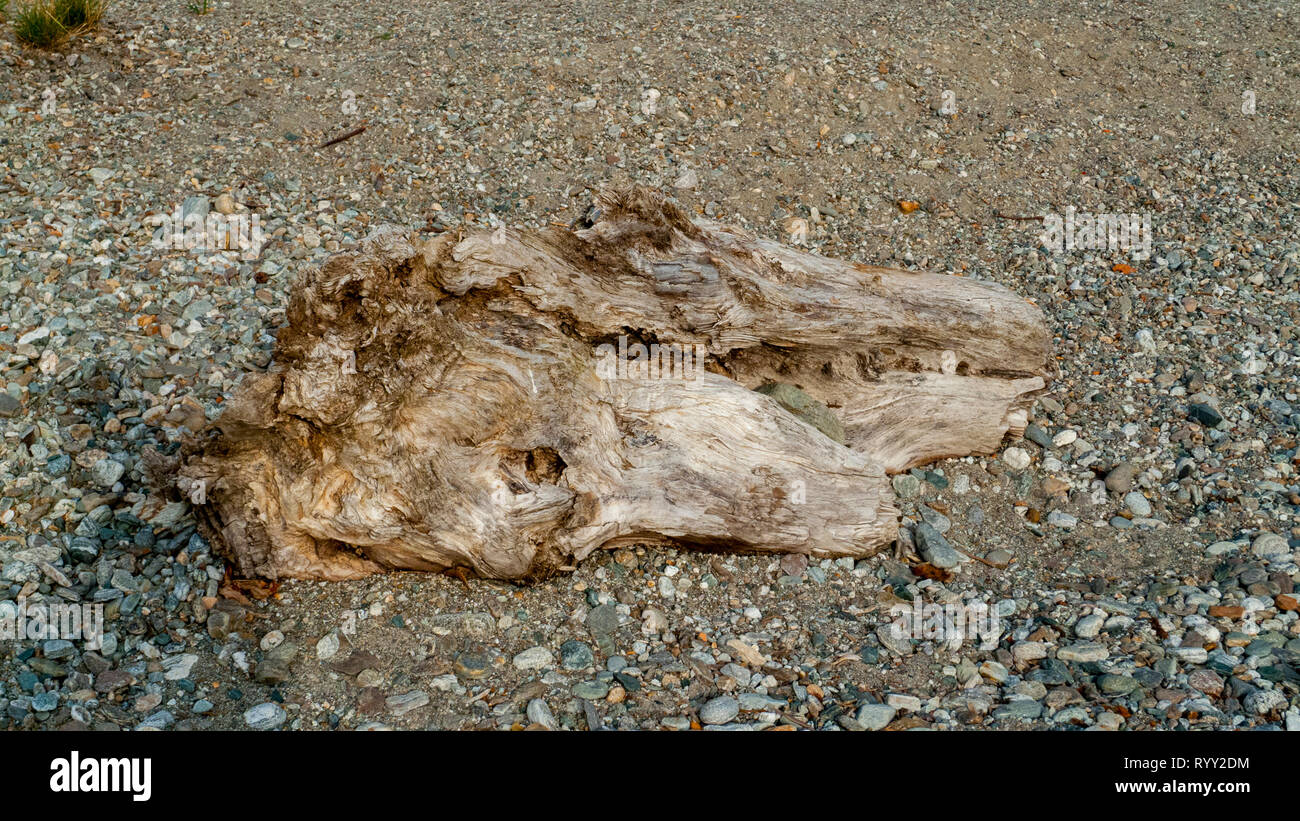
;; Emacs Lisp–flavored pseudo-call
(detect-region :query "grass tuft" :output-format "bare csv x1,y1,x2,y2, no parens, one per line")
52,0,104,31
12,0,105,48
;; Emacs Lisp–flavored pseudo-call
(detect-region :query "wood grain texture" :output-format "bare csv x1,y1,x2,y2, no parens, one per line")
173,186,1052,581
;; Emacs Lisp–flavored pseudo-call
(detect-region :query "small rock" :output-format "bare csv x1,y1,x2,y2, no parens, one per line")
244,702,287,730
162,654,198,681
1024,424,1052,448
1105,462,1137,493
386,690,429,716
914,522,961,569
90,458,125,488
1074,614,1104,638
1046,510,1077,528
260,630,285,651
586,604,619,637
1058,642,1109,662
1098,674,1139,695
1251,532,1289,559
892,474,921,500
572,680,609,700
855,703,896,730
206,611,232,640
700,695,739,725
641,608,669,634
316,631,340,661
512,646,554,671
1052,429,1078,447
1188,669,1224,697
527,698,557,730
1002,447,1031,470
985,548,1013,568
559,640,594,670
1187,403,1223,427
1123,491,1152,518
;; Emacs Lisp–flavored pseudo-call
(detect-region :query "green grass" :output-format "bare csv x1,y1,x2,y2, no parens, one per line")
12,0,105,48
52,0,103,29
187,0,210,14
12,3,65,47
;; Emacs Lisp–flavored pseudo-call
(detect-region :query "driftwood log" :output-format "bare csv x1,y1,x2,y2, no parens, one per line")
174,186,1052,581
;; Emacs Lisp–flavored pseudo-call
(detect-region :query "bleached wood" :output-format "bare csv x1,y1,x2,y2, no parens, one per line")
174,186,1051,580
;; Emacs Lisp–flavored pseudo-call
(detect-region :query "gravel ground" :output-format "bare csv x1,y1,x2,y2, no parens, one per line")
1,0,1298,731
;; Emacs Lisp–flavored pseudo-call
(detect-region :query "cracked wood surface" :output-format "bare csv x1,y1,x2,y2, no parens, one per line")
173,186,1051,581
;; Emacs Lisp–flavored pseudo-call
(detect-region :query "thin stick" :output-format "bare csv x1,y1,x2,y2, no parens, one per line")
951,543,1004,568
993,212,1044,222
317,125,367,149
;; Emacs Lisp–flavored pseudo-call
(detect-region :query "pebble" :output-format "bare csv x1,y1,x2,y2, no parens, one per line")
1046,511,1077,528
1002,447,1031,470
1097,674,1139,695
855,703,896,730
1123,491,1152,517
260,630,285,651
985,548,1013,568
244,702,287,730
316,631,340,660
886,693,923,712
1105,462,1137,493
559,640,594,670
162,654,198,681
641,608,669,634
700,696,739,725
892,474,921,499
572,680,609,700
90,458,125,488
1057,643,1109,662
994,700,1043,721
1187,403,1223,427
914,522,961,569
1074,614,1104,638
512,646,553,671
586,604,619,637
386,690,429,716
1052,429,1077,447
454,651,493,680
1251,532,1289,559
527,698,557,730
31,691,59,712
1024,424,1052,449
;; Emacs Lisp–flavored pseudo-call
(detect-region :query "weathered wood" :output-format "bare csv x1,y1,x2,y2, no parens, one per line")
173,186,1051,581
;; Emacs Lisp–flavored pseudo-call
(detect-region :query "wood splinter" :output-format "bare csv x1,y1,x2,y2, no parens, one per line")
170,185,1053,581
